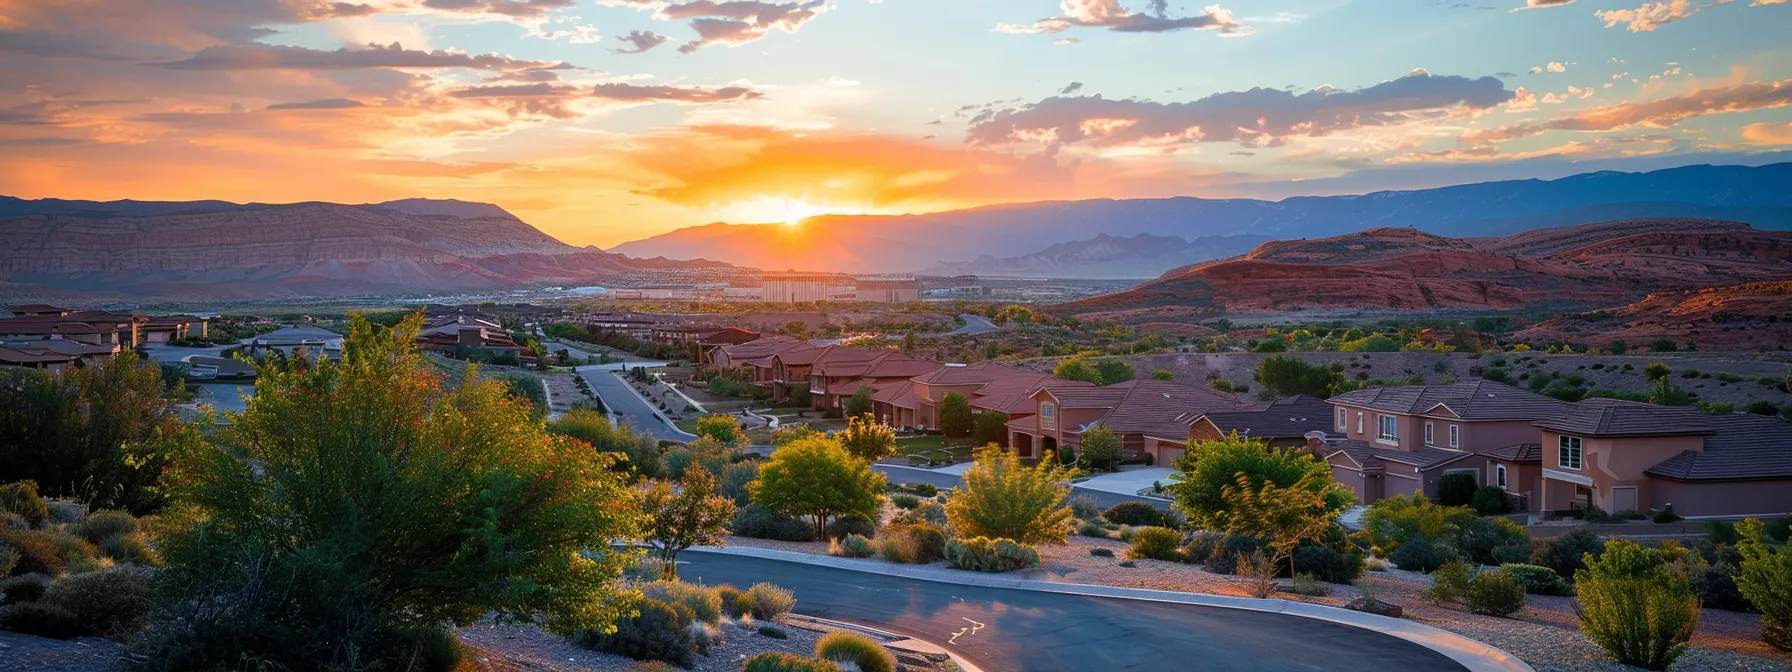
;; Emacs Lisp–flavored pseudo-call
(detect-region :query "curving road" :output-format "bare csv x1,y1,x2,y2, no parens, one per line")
576,363,696,441
946,314,999,337
679,554,1463,672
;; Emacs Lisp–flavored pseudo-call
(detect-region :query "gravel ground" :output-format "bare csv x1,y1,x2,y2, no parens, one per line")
0,632,126,672
457,615,929,672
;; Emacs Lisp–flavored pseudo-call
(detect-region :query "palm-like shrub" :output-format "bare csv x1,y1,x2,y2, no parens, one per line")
815,631,895,672
945,447,1073,545
1735,518,1792,650
1574,540,1701,670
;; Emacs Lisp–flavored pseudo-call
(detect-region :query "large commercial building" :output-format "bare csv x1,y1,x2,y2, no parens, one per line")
854,275,919,303
762,272,834,303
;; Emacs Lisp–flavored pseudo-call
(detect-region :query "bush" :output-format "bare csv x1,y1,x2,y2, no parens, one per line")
890,494,921,510
1390,537,1454,573
1465,570,1528,617
716,585,747,617
1532,529,1606,580
1102,501,1167,527
1293,545,1363,584
815,631,895,672
625,662,675,672
825,515,876,541
742,653,841,672
1197,533,1264,575
828,534,874,559
1694,563,1752,613
1501,563,1574,596
73,511,137,545
910,483,938,497
1127,527,1184,561
1653,509,1683,524
1574,540,1700,670
721,463,760,507
1077,521,1107,538
574,599,693,668
945,448,1074,545
1089,548,1114,558
1069,495,1101,521
1289,573,1332,597
640,581,722,625
757,624,788,639
1437,473,1478,507
1492,543,1533,565
890,500,947,527
1449,517,1531,567
0,482,47,528
746,582,797,620
1426,561,1473,604
41,567,155,639
945,537,1041,573
1736,518,1792,651
663,446,694,479
0,576,45,604
876,524,946,564
98,534,157,566
1470,486,1509,516
0,602,81,639
0,529,64,577
732,504,815,542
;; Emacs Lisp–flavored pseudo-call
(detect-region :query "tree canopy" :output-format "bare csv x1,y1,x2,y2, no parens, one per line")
838,413,897,461
640,469,736,578
1254,355,1344,398
939,393,974,438
1167,433,1354,531
750,436,885,537
945,446,1074,545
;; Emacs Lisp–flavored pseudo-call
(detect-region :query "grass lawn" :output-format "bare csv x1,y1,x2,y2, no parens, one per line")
896,435,975,465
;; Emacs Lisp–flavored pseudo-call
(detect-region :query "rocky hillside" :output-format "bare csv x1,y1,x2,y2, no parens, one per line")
923,233,1269,279
0,198,714,302
1060,219,1792,320
1515,281,1792,351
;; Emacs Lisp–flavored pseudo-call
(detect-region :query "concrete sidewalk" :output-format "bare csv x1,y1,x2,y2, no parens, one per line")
688,546,1533,672
1075,466,1177,496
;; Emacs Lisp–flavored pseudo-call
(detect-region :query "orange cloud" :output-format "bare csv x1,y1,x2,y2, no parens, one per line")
1741,121,1792,145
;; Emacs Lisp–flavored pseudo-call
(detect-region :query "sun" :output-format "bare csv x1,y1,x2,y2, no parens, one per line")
720,195,855,225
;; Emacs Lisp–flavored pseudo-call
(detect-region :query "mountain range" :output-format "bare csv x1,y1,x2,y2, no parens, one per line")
0,198,720,303
1059,219,1792,322
921,233,1270,279
609,163,1792,274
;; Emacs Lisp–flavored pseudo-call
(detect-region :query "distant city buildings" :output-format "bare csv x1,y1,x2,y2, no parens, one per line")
761,272,836,303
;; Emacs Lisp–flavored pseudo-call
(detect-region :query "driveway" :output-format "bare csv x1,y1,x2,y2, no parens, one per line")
678,553,1463,672
1075,467,1178,497
945,314,999,337
576,364,696,442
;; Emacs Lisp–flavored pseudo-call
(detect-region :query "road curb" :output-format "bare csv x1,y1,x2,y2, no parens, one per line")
788,614,986,672
689,546,1534,672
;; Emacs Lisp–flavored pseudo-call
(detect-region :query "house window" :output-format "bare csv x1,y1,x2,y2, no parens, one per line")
1377,415,1399,441
1042,403,1055,419
1448,424,1460,449
1356,412,1364,434
1496,464,1508,489
1338,408,1347,430
1424,422,1434,445
1559,435,1583,470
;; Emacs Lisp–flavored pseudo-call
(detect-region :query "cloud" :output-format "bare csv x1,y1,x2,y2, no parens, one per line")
608,0,828,52
612,30,672,53
1507,87,1538,111
1462,79,1792,144
446,82,763,104
1595,0,1700,31
1060,82,1084,94
418,0,576,18
1741,121,1792,144
267,98,367,110
1528,61,1566,74
1751,0,1787,4
1054,37,1080,45
996,1,1248,37
153,42,557,71
967,72,1513,151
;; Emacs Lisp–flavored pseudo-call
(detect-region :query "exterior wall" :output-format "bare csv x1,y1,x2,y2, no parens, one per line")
1486,460,1541,512
1145,437,1186,466
1384,463,1423,498
763,277,831,303
1418,456,1490,499
1538,429,1704,513
1335,404,1422,451
1449,419,1538,453
1649,479,1792,518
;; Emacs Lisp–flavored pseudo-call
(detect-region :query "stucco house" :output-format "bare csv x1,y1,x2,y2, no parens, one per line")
1006,379,1242,463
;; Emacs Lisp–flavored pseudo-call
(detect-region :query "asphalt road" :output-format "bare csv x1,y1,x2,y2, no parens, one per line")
679,554,1463,672
577,365,696,441
874,465,1172,512
946,314,999,337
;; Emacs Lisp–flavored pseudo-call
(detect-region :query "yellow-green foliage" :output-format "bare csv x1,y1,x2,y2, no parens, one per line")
945,447,1074,545
1574,540,1701,670
1736,518,1792,651
815,631,895,672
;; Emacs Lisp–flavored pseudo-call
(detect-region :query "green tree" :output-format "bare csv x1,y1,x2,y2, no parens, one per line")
695,414,748,447
1254,355,1344,397
845,384,875,420
1220,470,1343,576
640,469,736,579
1053,357,1103,385
1644,362,1671,381
972,410,1011,447
1574,540,1701,670
838,414,897,462
751,437,885,538
1648,377,1694,406
1151,369,1174,381
548,409,663,478
939,393,975,438
1736,518,1792,651
1608,340,1628,355
150,314,643,668
0,350,174,513
1094,359,1134,385
1078,425,1122,472
945,447,1074,545
1168,434,1353,531
901,332,918,354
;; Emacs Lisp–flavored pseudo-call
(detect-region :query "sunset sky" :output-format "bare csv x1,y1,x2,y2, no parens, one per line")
2,0,1789,247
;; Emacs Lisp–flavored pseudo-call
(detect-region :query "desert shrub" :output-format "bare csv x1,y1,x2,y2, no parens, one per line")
828,534,875,559
746,582,796,620
742,653,841,672
1492,543,1533,565
946,448,1073,545
1532,529,1606,580
1069,495,1101,521
757,624,788,639
910,483,938,497
1102,501,1167,527
1694,564,1752,613
1127,527,1184,561
640,581,722,625
45,501,85,526
48,532,98,567
1426,561,1473,604
1390,537,1454,573
1501,563,1574,596
815,631,895,672
716,585,746,617
663,446,694,479
890,500,948,527
1293,544,1363,584
41,566,155,639
624,557,672,584
1465,570,1528,617
0,545,16,577
825,515,876,540
1470,487,1509,516
1115,525,1135,543
1574,540,1700,670
625,662,674,672
0,602,81,639
876,523,946,564
721,463,760,507
1652,509,1683,524
1736,518,1792,651
573,599,693,668
1077,521,1107,538
0,529,64,577
1289,573,1333,596
1359,493,1477,554
890,494,921,510
73,511,137,545
97,534,157,566
1449,517,1531,567
1198,533,1264,575
732,504,815,542
945,537,1041,573
0,576,45,604
1437,473,1478,507
0,482,47,528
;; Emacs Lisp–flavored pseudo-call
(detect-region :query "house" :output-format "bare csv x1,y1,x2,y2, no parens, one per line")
6,304,71,317
869,361,1050,430
0,340,88,372
1532,399,1792,518
1187,395,1335,447
141,314,209,343
1007,379,1243,463
0,310,144,351
802,346,940,411
1322,381,1571,506
414,317,532,364
706,336,821,401
652,326,760,364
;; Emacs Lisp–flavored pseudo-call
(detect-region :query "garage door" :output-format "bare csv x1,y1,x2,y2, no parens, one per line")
1157,447,1185,466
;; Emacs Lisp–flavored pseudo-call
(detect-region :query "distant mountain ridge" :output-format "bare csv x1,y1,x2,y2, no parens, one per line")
609,163,1792,274
923,233,1271,279
1059,218,1792,321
